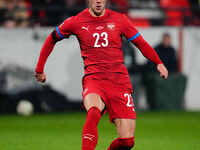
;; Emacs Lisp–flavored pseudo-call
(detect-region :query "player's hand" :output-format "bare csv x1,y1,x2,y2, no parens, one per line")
35,72,46,83
157,64,168,79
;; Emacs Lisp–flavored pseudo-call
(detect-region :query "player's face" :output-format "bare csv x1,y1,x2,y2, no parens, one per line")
88,0,107,16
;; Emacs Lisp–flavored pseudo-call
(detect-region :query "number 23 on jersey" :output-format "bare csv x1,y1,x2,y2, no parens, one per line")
93,32,108,48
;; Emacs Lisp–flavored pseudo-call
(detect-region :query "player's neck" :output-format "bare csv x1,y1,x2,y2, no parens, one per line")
88,8,106,17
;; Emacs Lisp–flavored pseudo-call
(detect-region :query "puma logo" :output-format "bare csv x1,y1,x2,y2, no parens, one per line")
83,134,95,141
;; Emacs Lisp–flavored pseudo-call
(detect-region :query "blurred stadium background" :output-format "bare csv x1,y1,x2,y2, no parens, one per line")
0,0,200,149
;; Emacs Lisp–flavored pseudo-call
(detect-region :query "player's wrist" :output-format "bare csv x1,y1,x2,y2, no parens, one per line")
35,70,43,74
156,62,163,66
157,63,162,65
35,66,44,74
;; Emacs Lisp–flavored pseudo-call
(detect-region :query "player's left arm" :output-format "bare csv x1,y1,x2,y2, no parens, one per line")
132,35,168,79
121,15,168,79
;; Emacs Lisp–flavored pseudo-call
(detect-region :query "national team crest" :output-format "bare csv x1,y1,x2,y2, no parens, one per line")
107,23,115,30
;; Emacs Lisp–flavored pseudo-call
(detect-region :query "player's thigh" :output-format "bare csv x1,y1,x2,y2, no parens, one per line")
84,93,105,112
114,118,136,138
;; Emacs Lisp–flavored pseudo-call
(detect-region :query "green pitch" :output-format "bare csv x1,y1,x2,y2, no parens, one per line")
0,111,200,150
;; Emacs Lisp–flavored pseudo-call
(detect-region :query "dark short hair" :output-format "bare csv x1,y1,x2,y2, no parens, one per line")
163,33,170,38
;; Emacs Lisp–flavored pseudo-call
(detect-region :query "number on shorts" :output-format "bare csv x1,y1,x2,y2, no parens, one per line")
124,93,134,107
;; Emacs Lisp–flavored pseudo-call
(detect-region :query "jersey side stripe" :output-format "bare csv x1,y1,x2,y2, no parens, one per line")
128,32,140,41
56,27,64,39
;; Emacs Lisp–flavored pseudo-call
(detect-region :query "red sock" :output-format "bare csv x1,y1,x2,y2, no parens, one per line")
107,137,135,150
82,107,101,150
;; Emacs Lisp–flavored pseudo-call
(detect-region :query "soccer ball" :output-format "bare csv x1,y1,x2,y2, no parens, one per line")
16,100,34,116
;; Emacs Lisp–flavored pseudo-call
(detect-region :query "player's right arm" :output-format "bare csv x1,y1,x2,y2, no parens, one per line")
35,31,57,83
35,17,75,83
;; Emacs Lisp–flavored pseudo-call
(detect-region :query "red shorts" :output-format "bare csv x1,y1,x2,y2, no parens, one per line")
82,73,136,122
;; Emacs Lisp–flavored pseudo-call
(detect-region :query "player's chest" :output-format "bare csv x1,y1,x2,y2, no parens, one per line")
75,22,121,47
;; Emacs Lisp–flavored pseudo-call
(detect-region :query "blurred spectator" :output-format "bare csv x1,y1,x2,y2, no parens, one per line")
0,0,7,25
189,0,200,25
63,0,85,17
1,0,30,28
145,33,178,73
28,0,85,26
28,0,46,26
44,0,64,26
15,0,30,27
159,0,191,26
189,0,200,17
109,0,129,13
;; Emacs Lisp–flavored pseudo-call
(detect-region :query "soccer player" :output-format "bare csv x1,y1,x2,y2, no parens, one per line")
35,0,168,150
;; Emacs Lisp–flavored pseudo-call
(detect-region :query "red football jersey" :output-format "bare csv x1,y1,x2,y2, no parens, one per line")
35,8,162,91
56,8,139,77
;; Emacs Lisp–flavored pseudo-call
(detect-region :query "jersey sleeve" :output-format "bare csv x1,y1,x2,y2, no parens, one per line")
35,17,76,73
55,16,75,39
121,14,162,65
121,14,140,41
